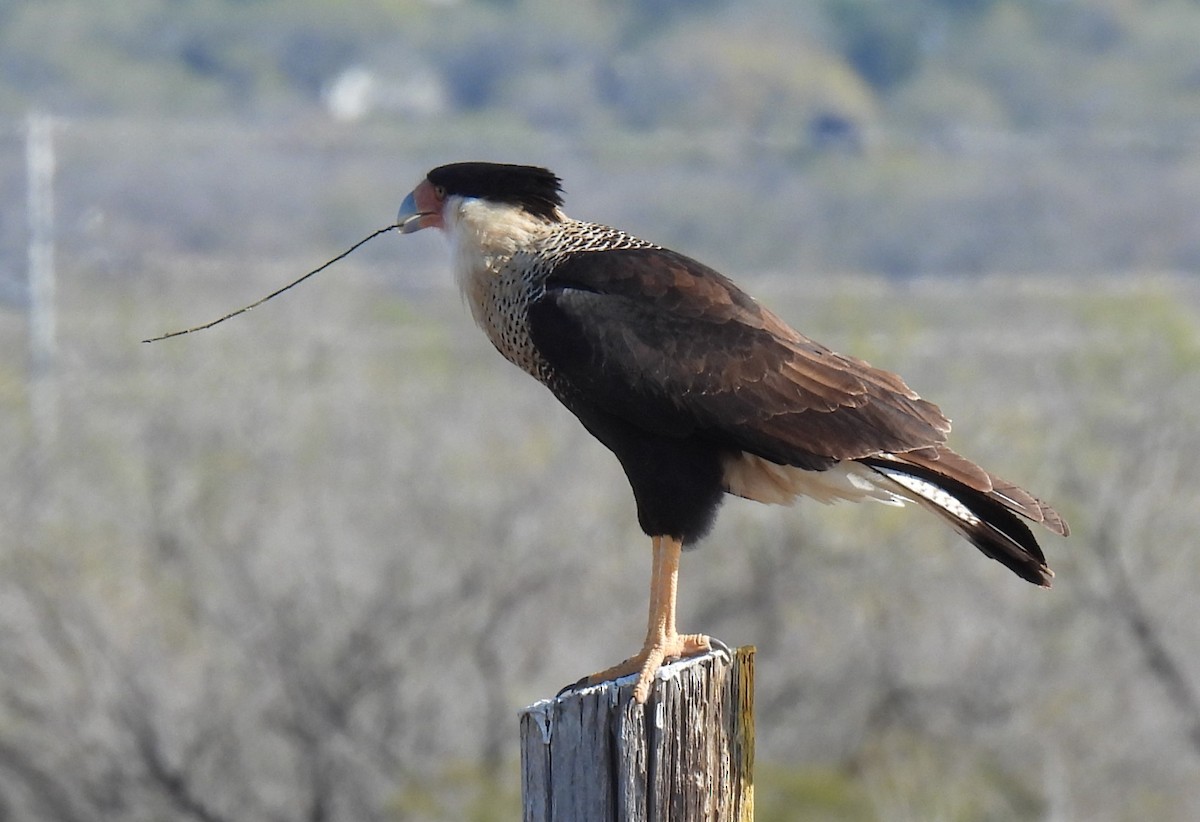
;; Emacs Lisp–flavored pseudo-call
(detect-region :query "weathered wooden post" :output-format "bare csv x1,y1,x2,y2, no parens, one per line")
519,646,754,822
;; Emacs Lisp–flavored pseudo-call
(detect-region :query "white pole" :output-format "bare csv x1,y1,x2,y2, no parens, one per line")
27,111,57,450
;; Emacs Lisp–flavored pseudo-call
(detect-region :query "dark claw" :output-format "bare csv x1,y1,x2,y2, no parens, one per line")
707,637,732,658
556,675,591,699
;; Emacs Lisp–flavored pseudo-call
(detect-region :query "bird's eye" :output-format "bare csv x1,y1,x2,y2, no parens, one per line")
434,185,447,199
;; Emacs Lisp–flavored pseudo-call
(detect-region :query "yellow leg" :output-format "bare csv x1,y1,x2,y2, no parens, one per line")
646,536,664,638
587,535,711,703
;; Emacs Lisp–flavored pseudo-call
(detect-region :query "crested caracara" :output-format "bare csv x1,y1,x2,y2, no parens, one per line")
397,162,1068,704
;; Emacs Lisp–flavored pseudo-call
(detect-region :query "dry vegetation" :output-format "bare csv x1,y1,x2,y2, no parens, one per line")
3,156,1200,819
2,0,1200,818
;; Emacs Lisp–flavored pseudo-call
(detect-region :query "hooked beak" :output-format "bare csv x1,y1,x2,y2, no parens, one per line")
396,191,428,234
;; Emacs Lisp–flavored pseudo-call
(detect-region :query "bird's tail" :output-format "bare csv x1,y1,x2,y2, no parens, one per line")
859,448,1067,587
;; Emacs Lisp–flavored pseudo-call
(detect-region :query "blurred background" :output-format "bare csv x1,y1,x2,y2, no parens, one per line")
2,0,1200,819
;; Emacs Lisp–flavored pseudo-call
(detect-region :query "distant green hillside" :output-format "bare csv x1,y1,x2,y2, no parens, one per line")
4,0,1200,278
4,0,1200,134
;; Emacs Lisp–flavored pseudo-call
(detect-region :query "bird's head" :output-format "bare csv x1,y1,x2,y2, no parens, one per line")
397,162,564,235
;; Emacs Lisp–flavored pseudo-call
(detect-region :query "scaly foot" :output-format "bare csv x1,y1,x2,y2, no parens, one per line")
588,630,711,703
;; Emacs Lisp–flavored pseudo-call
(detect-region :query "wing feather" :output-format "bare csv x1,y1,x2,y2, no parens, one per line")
526,245,1069,541
527,247,950,466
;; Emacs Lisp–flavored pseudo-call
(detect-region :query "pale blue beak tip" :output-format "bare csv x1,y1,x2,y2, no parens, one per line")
397,191,423,233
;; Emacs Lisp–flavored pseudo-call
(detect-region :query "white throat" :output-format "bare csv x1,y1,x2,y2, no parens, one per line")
443,197,561,295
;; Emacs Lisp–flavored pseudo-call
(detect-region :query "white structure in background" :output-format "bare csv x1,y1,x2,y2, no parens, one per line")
323,63,448,122
26,111,57,451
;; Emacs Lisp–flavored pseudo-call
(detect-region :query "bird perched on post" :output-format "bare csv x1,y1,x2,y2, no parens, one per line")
396,162,1068,704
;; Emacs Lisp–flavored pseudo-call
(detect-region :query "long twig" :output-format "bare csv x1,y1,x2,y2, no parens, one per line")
142,224,397,343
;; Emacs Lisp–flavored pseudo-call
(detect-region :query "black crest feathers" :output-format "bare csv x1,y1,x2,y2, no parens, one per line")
427,162,564,220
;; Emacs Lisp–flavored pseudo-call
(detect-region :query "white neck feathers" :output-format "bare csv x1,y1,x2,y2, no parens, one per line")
443,197,561,291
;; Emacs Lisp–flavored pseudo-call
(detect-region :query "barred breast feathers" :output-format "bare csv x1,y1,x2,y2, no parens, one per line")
445,197,660,376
